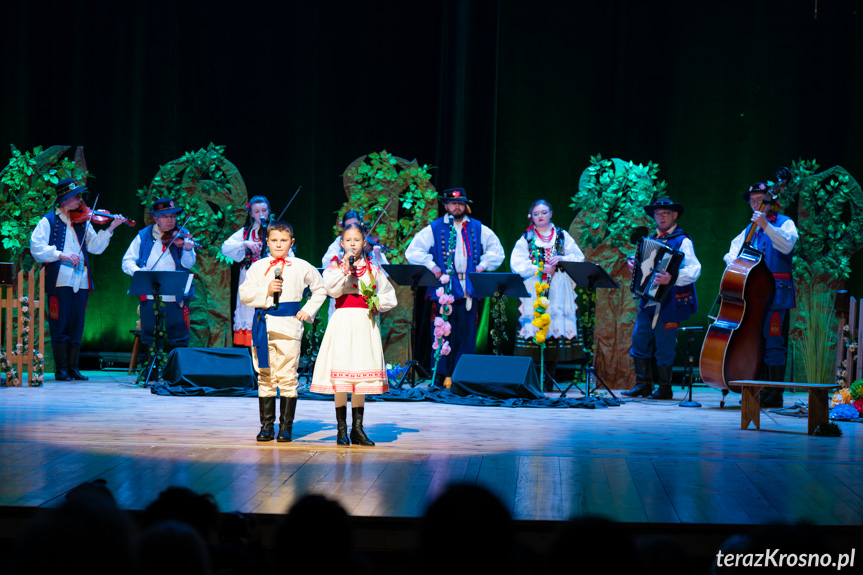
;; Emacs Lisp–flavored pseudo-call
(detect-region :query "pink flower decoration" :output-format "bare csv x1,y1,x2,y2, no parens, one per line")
436,287,445,299
442,304,453,315
441,342,452,355
432,340,439,350
442,322,451,336
440,274,450,284
434,327,444,338
434,317,444,327
854,398,863,416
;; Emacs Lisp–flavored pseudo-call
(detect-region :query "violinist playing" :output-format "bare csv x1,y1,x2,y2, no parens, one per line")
30,178,129,381
121,198,196,348
722,176,798,407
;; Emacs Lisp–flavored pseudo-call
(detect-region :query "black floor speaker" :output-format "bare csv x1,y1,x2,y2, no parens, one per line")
163,347,256,391
450,354,543,399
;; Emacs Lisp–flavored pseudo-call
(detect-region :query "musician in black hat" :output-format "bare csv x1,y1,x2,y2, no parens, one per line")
405,188,505,384
121,198,196,348
722,179,798,407
30,178,128,381
623,198,701,400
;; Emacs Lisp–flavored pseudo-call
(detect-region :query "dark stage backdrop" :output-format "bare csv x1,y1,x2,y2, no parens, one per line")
3,0,862,357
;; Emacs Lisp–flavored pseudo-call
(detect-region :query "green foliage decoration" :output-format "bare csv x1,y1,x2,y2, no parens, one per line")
569,154,667,252
0,145,88,271
135,143,247,263
783,160,863,284
338,151,437,264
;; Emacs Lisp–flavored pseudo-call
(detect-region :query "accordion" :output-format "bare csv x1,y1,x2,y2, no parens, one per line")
629,237,685,302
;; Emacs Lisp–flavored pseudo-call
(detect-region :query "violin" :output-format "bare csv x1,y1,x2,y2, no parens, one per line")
69,206,135,227
364,234,391,253
161,227,197,250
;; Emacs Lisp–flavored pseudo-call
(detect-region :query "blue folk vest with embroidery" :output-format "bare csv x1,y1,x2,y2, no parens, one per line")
136,225,195,299
639,228,698,323
743,214,795,310
429,217,483,300
42,211,92,293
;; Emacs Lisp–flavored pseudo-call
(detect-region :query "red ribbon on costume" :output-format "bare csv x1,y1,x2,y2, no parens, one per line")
264,258,290,275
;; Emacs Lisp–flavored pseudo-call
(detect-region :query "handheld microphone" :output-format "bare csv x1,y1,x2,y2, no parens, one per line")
273,267,282,309
348,250,355,266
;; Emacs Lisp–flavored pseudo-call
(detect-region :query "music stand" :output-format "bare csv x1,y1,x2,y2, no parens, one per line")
129,270,192,386
676,326,703,408
382,264,438,388
558,261,620,399
468,271,528,357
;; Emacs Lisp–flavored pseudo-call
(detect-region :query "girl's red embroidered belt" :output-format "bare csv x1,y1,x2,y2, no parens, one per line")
335,294,368,309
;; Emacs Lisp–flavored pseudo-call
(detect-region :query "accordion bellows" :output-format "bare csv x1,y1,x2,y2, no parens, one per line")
630,237,684,302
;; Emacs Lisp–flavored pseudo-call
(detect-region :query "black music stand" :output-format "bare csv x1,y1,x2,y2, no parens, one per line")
129,270,192,386
558,261,620,398
382,264,438,388
468,271,529,357
676,326,703,408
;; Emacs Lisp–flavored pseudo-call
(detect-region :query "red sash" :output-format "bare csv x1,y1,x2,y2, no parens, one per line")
335,294,368,309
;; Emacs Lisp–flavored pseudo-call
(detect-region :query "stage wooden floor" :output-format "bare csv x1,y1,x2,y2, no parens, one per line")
1,375,862,527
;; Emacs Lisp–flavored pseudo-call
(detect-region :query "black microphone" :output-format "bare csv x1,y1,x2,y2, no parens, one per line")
273,267,281,309
348,249,355,267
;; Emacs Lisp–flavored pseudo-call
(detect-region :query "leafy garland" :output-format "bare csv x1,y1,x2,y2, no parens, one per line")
338,151,437,264
489,291,508,355
430,224,456,381
138,297,169,385
526,226,564,346
528,239,552,346
0,296,45,386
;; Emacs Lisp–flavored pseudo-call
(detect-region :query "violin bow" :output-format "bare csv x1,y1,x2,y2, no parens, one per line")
274,185,302,222
367,198,393,235
76,193,101,258
150,212,194,270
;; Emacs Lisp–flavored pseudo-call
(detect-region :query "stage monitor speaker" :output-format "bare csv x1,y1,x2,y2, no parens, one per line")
163,347,256,391
450,354,543,399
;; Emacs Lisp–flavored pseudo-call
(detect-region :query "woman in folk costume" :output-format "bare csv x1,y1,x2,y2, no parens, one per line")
311,224,397,446
510,199,585,388
221,196,294,346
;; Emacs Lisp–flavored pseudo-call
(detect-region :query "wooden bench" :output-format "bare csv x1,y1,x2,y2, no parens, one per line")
730,380,840,435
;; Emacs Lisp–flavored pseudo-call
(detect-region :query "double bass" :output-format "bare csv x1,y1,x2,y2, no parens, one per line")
699,171,790,393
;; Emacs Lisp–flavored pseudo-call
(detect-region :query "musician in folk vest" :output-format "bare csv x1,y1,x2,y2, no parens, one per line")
405,188,505,385
121,198,196,347
722,181,798,407
623,198,701,400
30,179,128,381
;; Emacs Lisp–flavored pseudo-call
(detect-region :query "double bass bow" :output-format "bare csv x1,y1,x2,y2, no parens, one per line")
699,170,790,393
